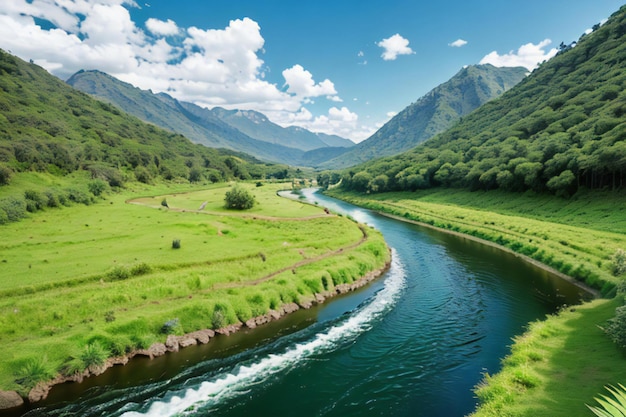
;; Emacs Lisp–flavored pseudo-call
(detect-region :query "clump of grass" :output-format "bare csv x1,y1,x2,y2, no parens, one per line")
15,356,55,388
172,239,181,249
80,342,109,368
130,262,152,276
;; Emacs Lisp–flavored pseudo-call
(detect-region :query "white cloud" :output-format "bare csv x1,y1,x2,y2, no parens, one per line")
449,39,468,47
282,64,338,98
146,18,178,36
0,3,366,139
377,33,414,61
479,39,558,71
386,111,397,118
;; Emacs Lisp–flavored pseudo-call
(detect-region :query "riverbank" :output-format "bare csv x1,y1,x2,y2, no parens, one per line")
1,254,391,410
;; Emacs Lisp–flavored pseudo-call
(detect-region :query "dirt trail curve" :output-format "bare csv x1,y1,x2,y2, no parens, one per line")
126,196,371,290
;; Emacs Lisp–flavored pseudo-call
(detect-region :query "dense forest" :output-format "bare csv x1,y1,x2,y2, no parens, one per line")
0,49,300,223
326,6,626,197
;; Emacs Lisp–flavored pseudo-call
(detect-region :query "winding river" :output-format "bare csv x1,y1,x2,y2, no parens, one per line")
21,189,589,417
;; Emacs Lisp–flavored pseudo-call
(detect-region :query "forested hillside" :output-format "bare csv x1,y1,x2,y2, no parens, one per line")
332,6,626,196
320,64,527,169
0,49,294,222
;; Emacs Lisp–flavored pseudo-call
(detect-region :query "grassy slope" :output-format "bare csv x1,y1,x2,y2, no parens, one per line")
326,188,626,416
0,180,390,393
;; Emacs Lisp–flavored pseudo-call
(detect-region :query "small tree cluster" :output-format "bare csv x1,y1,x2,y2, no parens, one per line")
604,305,626,349
224,184,255,210
611,248,626,276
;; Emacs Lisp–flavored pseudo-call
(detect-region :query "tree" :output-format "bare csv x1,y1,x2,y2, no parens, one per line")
224,184,255,210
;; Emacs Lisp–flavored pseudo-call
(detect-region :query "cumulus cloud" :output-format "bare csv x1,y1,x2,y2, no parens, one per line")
282,64,338,99
0,1,359,139
449,39,468,47
479,39,558,70
146,18,178,36
377,33,414,61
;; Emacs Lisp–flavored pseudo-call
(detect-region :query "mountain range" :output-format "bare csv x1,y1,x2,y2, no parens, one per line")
66,64,527,170
66,70,353,166
319,64,528,169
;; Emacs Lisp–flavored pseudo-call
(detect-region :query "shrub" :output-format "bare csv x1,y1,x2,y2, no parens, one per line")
161,198,168,208
88,179,109,196
172,239,181,249
604,305,626,348
611,248,626,276
66,187,93,205
130,262,152,276
0,196,27,223
24,189,46,212
134,166,153,184
224,184,255,210
107,265,130,281
0,164,13,186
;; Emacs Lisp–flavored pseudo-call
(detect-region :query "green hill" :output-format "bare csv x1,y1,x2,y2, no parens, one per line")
320,64,528,169
334,6,626,196
0,49,293,223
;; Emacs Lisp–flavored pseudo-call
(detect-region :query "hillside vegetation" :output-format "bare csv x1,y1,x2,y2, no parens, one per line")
320,64,527,169
332,6,626,196
0,50,300,224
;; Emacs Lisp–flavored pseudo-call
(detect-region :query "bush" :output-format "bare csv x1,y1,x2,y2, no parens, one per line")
0,196,27,223
172,239,181,249
0,164,13,186
24,189,46,212
134,166,153,184
604,305,626,348
88,179,109,196
224,184,255,210
611,248,626,276
107,265,130,281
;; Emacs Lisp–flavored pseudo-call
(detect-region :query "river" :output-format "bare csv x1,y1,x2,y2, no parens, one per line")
21,189,589,417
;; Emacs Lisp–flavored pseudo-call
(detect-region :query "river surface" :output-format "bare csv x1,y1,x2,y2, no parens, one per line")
21,189,589,417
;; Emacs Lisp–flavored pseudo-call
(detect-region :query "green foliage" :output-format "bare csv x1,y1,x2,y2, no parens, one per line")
224,184,255,210
588,384,626,417
0,164,13,186
0,196,27,223
172,239,181,249
604,305,626,348
611,249,626,276
87,179,109,196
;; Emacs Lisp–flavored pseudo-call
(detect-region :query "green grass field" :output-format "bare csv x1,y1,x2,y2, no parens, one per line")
327,188,626,294
0,180,389,394
327,187,626,417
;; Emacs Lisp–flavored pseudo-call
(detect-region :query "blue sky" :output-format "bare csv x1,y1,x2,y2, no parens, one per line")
0,1,623,142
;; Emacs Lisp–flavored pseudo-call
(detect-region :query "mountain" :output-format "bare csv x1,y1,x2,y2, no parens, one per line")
0,49,291,192
320,64,528,169
210,107,354,151
334,5,626,197
66,70,353,165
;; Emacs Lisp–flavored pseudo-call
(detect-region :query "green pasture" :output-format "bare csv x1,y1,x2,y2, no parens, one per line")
0,181,389,393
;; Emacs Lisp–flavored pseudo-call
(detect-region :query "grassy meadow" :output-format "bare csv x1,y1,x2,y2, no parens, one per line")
326,187,626,417
327,188,626,294
0,179,389,394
